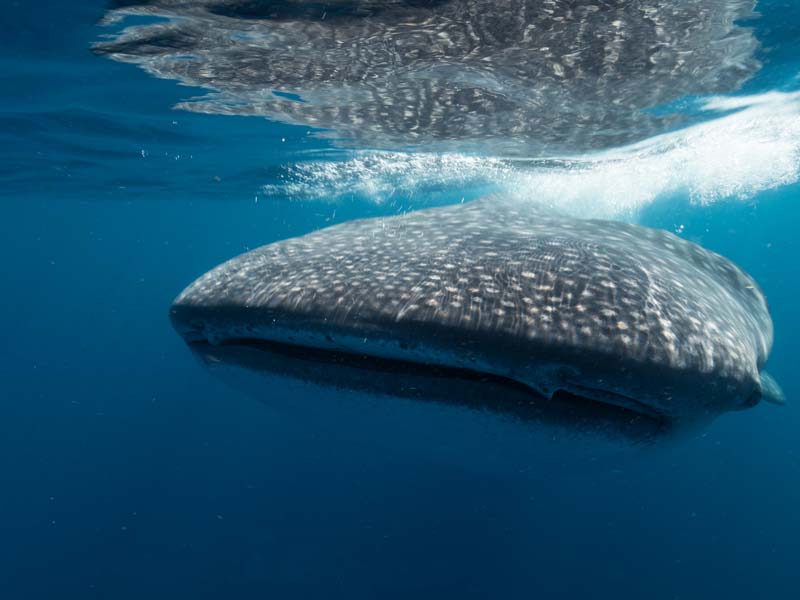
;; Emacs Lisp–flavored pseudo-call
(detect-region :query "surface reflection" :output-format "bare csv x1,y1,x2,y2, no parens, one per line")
95,0,759,155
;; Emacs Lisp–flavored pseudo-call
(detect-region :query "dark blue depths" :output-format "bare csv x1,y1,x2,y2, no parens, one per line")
1,2,799,598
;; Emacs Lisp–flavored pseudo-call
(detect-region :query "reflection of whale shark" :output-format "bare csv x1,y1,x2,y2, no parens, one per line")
95,0,760,155
171,197,782,427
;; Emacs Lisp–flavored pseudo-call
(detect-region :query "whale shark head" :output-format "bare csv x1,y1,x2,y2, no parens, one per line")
170,197,778,426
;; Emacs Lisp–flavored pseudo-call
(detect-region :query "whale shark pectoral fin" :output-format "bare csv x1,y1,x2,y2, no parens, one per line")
760,371,786,406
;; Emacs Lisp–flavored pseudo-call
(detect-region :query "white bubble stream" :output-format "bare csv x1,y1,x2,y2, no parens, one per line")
264,91,800,220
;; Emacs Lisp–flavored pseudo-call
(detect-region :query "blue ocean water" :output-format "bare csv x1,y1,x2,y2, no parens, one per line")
2,1,800,598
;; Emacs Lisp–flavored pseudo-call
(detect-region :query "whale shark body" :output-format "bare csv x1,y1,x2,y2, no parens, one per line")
171,197,781,427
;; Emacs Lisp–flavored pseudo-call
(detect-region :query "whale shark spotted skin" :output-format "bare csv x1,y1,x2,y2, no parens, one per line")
171,197,778,422
95,0,759,155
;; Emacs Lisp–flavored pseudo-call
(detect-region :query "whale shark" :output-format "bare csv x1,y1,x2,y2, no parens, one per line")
170,197,782,426
95,0,759,155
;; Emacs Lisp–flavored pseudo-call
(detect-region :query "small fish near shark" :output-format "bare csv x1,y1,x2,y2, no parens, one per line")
170,196,784,435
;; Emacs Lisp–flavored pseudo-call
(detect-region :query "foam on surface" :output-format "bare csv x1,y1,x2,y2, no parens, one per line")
266,92,800,220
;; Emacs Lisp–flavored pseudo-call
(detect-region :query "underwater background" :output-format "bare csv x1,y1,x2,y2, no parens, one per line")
2,1,800,598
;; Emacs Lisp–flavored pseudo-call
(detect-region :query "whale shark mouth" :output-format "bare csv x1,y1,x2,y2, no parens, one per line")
183,335,670,439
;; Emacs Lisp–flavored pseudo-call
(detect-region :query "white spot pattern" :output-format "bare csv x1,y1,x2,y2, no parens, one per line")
173,196,773,418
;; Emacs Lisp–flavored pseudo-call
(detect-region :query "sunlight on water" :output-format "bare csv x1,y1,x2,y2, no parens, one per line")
267,91,800,220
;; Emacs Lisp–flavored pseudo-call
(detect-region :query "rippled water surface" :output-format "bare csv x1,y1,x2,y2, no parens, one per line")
2,1,800,598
